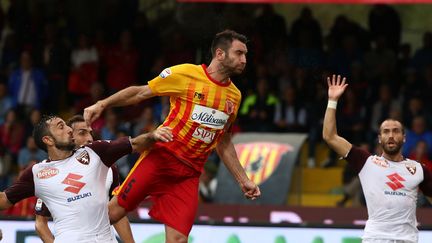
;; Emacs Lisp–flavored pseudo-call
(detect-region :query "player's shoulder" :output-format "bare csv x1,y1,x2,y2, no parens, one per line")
171,63,201,73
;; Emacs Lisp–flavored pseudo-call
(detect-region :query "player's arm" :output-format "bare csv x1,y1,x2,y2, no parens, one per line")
0,166,35,210
113,216,135,243
0,192,13,210
130,126,173,153
216,132,261,200
35,215,54,243
84,85,154,124
322,74,352,158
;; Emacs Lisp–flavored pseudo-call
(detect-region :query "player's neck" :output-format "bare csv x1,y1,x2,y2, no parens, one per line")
382,153,404,162
206,62,230,84
48,149,74,161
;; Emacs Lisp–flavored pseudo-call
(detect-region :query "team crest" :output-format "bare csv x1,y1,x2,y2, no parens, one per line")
406,163,416,175
76,151,90,165
225,99,235,115
235,142,292,185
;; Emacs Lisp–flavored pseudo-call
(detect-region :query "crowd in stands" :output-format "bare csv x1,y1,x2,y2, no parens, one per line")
1,1,432,214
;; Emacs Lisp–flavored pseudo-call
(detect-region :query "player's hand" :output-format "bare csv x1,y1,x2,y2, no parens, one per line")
240,179,261,200
327,74,348,101
83,101,105,125
151,126,173,143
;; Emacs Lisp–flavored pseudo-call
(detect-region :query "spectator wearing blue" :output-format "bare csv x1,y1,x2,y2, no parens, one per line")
0,82,13,125
403,115,432,158
17,136,47,171
8,51,48,114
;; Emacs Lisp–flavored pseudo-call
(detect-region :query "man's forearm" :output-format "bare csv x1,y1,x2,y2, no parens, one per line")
216,142,249,184
100,86,148,108
35,216,54,243
0,192,12,210
113,216,135,243
131,133,155,152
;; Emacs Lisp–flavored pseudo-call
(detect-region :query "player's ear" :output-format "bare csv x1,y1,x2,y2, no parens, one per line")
42,135,53,146
216,48,225,61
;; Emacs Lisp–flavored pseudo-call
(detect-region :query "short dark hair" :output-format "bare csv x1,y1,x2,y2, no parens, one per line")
379,119,405,135
33,115,57,152
210,29,247,58
66,115,85,127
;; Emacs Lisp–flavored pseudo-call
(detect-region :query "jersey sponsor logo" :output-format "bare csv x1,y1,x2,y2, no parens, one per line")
159,68,172,78
67,192,92,202
386,173,405,191
406,163,417,175
76,151,90,165
372,156,389,168
191,104,228,129
225,99,235,115
192,127,215,143
194,92,205,101
35,198,43,212
37,167,59,179
62,173,86,194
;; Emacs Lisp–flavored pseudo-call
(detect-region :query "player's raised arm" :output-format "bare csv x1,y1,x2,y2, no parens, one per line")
84,85,154,124
322,74,352,158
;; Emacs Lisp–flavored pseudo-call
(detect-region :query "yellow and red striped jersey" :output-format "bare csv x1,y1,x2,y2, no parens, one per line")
147,64,241,172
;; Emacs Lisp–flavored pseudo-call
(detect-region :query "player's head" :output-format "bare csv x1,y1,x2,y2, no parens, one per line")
67,115,94,147
378,119,405,156
33,115,75,153
211,29,248,76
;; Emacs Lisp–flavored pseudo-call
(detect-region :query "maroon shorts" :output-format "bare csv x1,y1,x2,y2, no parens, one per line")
116,147,200,236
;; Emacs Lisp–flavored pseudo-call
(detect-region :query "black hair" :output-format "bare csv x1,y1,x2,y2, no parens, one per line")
33,115,57,152
210,29,247,58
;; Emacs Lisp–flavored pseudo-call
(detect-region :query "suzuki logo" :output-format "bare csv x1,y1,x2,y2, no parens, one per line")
62,173,86,194
386,173,405,191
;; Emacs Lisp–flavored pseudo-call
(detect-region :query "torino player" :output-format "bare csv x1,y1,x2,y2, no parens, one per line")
323,75,432,243
34,115,135,243
0,115,173,243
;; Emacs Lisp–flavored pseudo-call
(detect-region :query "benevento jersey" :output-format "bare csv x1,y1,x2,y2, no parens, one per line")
346,146,432,242
5,137,132,243
148,64,241,172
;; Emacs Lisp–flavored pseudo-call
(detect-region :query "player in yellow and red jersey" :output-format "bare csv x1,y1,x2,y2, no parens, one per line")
84,29,261,242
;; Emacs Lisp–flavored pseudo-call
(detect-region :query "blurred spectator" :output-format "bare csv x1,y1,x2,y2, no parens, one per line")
8,51,48,114
274,86,308,133
369,84,401,137
402,97,432,130
403,115,432,158
23,108,42,139
34,23,70,112
363,34,397,82
255,4,288,50
99,108,125,140
132,107,159,137
68,33,99,96
337,89,367,145
199,154,219,203
17,136,46,171
327,34,364,77
105,29,139,92
0,81,12,125
239,78,279,132
411,32,432,74
291,7,322,49
0,33,20,76
0,108,25,158
368,4,401,53
72,81,106,114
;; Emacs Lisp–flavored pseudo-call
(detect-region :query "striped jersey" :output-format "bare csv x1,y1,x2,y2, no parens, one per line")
147,64,241,172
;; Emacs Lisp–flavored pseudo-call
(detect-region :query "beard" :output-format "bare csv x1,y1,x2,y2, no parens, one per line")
54,139,76,151
381,141,403,156
221,57,245,77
